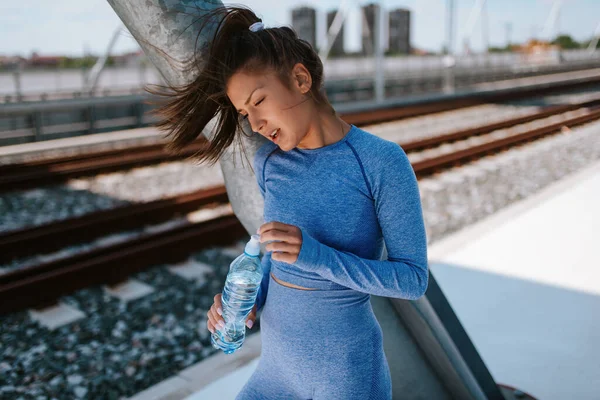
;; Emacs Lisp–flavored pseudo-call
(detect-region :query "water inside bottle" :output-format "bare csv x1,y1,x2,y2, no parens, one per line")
211,265,261,354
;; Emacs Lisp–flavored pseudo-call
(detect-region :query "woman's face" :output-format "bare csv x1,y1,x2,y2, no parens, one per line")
226,64,313,151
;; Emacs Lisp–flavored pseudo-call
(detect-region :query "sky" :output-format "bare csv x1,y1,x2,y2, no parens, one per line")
0,0,599,57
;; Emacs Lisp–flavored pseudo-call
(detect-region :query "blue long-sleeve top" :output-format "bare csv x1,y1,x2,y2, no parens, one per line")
253,123,428,312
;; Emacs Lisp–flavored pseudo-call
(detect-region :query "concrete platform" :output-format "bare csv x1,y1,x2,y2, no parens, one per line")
0,126,164,161
472,66,600,92
125,332,262,400
428,159,600,400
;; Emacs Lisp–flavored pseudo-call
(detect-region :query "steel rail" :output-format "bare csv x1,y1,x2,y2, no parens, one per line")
0,140,208,192
0,185,228,264
0,214,246,315
412,107,600,177
401,98,600,152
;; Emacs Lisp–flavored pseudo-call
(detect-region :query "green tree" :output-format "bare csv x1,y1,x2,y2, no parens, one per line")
488,46,507,53
551,34,580,49
488,44,518,53
81,56,97,68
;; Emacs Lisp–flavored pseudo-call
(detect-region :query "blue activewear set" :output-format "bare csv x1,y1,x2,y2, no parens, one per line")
236,123,429,399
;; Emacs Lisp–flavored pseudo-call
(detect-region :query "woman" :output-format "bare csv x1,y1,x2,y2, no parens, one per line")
149,5,428,399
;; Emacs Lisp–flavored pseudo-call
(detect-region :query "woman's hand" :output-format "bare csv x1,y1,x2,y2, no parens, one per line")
207,293,257,334
257,221,303,264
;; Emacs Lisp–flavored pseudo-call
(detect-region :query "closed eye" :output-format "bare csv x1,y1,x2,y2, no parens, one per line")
240,98,265,120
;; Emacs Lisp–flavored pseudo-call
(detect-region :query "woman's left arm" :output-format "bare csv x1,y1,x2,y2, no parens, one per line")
294,144,429,300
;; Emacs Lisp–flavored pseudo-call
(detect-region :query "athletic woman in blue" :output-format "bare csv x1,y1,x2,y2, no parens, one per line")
150,5,429,399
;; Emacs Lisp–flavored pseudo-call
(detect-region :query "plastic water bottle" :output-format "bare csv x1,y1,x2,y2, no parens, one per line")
211,234,263,354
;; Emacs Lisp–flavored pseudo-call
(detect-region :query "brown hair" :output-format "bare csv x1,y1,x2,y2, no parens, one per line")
145,4,336,171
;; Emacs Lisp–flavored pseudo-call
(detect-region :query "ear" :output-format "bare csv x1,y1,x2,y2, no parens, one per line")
292,63,312,94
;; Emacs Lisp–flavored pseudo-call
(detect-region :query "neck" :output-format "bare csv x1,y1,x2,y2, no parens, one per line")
297,110,350,150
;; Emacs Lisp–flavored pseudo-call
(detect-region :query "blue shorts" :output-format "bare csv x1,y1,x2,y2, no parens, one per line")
236,272,392,400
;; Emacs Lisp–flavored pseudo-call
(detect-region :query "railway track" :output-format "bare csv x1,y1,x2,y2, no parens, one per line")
0,214,246,315
3,87,600,315
0,140,208,192
0,186,228,265
4,97,600,262
3,78,600,194
408,102,600,177
400,98,600,152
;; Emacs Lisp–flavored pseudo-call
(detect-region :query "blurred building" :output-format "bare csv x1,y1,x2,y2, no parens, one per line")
291,7,317,50
111,50,145,67
326,9,345,57
29,52,62,67
361,3,381,56
389,8,411,54
0,56,26,68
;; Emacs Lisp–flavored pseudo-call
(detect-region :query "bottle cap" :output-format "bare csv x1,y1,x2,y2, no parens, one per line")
245,234,261,256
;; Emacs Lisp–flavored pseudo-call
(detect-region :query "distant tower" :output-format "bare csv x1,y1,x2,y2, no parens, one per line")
291,7,317,50
361,3,380,56
389,8,411,54
292,7,317,49
326,9,345,57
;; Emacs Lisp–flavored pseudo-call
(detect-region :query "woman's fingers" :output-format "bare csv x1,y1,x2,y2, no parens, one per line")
207,293,225,334
261,232,300,247
214,293,222,315
207,307,220,334
259,223,303,264
245,303,257,329
265,240,296,253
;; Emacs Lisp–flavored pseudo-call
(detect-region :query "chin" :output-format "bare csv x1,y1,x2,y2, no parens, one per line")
277,141,293,152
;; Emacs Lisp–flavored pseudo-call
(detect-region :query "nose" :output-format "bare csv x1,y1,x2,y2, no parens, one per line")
248,114,265,136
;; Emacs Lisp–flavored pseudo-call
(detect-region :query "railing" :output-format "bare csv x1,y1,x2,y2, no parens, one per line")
0,94,160,145
1,87,149,104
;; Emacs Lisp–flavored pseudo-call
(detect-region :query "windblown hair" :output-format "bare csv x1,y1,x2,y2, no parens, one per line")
145,4,335,170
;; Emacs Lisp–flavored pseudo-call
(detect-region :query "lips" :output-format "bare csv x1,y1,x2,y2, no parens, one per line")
270,128,280,143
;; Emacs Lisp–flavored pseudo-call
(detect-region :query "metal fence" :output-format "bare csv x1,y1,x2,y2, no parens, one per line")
0,95,159,145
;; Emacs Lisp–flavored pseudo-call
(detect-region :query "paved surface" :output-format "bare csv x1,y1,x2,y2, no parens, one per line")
0,126,164,159
428,159,600,400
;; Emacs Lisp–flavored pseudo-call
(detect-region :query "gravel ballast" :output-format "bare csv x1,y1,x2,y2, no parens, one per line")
0,161,224,234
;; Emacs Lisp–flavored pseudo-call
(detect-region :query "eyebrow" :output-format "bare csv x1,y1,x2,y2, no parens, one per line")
237,85,264,113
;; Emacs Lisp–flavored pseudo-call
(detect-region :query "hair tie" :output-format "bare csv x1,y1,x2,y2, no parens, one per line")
249,21,264,32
